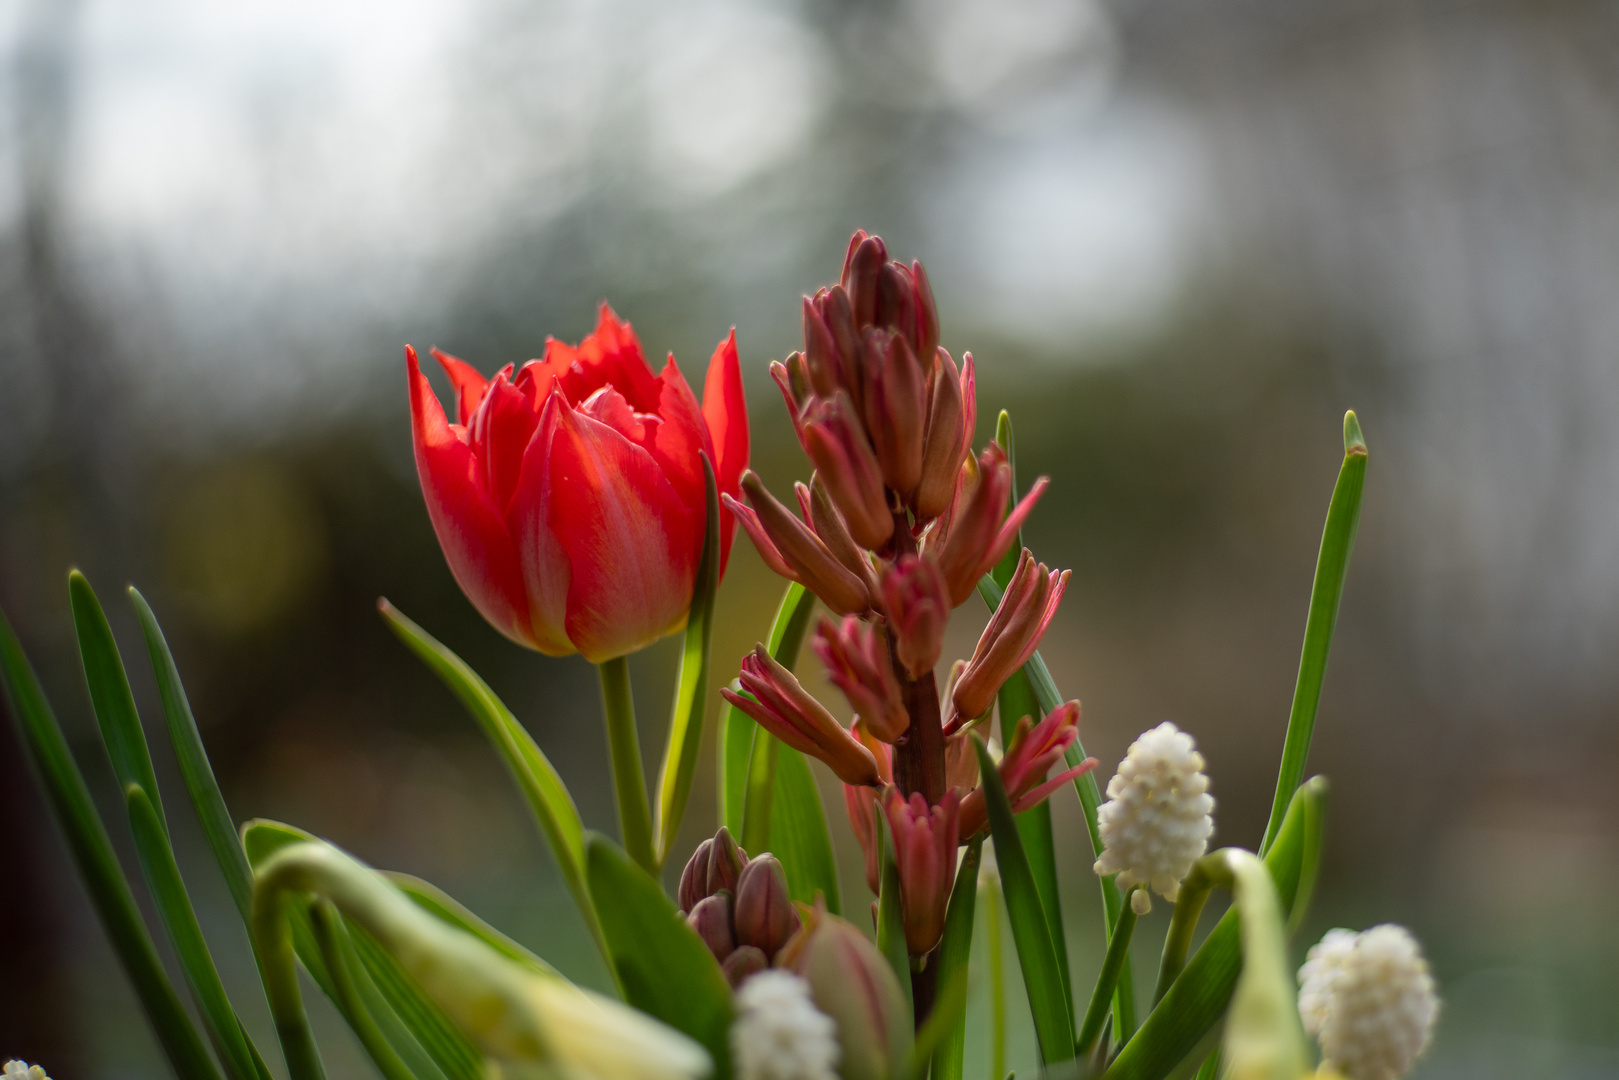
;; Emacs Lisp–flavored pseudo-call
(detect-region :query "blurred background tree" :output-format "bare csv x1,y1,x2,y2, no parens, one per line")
4,0,1618,1076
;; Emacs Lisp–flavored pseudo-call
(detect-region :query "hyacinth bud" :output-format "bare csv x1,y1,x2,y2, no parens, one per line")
776,907,913,1080
1093,722,1215,901
950,551,1069,723
1298,925,1439,1080
800,394,893,551
734,854,800,958
842,232,888,329
909,261,940,364
879,555,950,679
958,702,1094,838
728,471,871,615
805,476,882,601
882,787,961,955
861,331,928,497
722,945,769,989
730,970,841,1080
771,355,814,429
944,728,979,793
722,646,882,787
914,351,971,521
802,296,844,399
678,827,749,913
934,444,1049,607
811,616,908,743
687,892,736,962
678,838,713,912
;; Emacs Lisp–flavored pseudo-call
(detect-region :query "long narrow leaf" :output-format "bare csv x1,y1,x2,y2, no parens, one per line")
377,601,607,972
769,745,842,913
656,457,721,864
1102,778,1324,1080
980,864,1007,1080
69,571,167,833
1260,412,1366,855
0,603,222,1080
129,587,256,919
873,810,914,1016
243,820,480,1080
127,783,268,1080
310,901,418,1080
730,581,815,844
383,872,561,979
928,837,982,1080
972,736,1075,1065
585,834,733,1074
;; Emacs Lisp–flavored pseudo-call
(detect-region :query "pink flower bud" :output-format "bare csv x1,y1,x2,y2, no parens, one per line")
727,471,872,615
914,350,971,522
721,945,769,988
706,826,747,896
776,906,914,1080
880,556,950,679
861,330,927,498
842,232,889,329
958,702,1097,837
687,892,736,962
910,261,940,369
804,476,883,601
770,355,813,434
882,787,961,955
933,443,1048,607
950,550,1070,724
874,263,917,357
678,838,713,912
721,646,882,787
801,394,894,552
802,296,844,399
811,616,908,743
734,854,801,958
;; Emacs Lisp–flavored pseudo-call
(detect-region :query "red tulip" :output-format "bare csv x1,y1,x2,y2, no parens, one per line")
407,303,748,662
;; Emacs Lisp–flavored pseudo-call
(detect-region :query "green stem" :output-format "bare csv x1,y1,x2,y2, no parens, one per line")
252,885,327,1080
598,656,656,874
309,901,416,1080
1152,862,1221,1006
1078,890,1140,1057
981,869,1006,1080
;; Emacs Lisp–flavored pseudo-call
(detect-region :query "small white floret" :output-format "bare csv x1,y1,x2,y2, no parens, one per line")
3,1062,49,1080
730,970,840,1080
1298,924,1440,1080
1092,721,1215,901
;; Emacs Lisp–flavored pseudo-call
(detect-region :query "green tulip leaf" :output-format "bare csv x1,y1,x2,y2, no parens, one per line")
873,808,914,1017
726,580,814,845
584,834,734,1074
769,744,842,914
927,837,983,1080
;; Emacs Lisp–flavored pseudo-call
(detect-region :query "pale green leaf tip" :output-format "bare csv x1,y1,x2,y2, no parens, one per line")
1343,411,1366,456
995,410,1012,448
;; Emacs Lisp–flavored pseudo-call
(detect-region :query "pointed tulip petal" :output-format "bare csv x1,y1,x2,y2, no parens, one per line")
703,330,748,573
430,346,489,426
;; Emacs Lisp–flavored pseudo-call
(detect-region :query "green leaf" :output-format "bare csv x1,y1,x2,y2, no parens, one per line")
927,837,982,1080
972,736,1075,1065
769,745,842,914
69,571,167,834
0,599,222,1080
377,601,607,972
873,808,915,1017
981,866,1008,1080
1077,892,1139,1058
383,872,562,979
244,820,479,1080
309,901,418,1080
1103,779,1325,1080
657,456,721,865
129,587,257,920
729,581,815,846
127,783,269,1080
1260,413,1366,856
584,834,733,1075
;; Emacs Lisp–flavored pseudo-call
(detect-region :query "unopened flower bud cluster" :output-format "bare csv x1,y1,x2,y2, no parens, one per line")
1298,925,1439,1080
1093,721,1214,902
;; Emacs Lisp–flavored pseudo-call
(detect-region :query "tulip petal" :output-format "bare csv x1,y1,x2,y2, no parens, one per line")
651,354,718,516
542,400,697,662
506,395,578,655
429,346,489,426
542,303,663,414
702,330,748,573
407,346,539,650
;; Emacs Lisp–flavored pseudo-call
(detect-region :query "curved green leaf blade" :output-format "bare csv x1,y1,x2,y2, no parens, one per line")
972,736,1075,1065
1103,778,1325,1080
657,456,720,865
584,834,734,1074
927,837,982,1080
874,809,914,1017
69,571,167,834
127,783,268,1080
0,602,222,1080
129,587,256,920
769,745,842,914
377,601,606,970
730,581,815,846
244,820,479,1080
310,901,418,1080
1260,412,1366,856
383,872,561,979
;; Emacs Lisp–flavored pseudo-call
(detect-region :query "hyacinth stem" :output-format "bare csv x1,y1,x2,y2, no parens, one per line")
1078,889,1140,1057
885,508,948,808
597,657,657,874
981,867,1007,1080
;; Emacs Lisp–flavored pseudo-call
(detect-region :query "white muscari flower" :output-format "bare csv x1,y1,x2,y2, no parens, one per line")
4,1062,50,1080
730,970,840,1080
1092,721,1214,902
1297,925,1439,1080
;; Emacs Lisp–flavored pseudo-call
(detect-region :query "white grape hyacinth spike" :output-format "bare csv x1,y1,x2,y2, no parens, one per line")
1298,925,1440,1080
1092,721,1214,902
730,970,841,1080
3,1063,50,1080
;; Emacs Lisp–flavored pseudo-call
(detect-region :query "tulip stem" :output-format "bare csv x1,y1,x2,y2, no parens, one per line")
598,657,657,874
